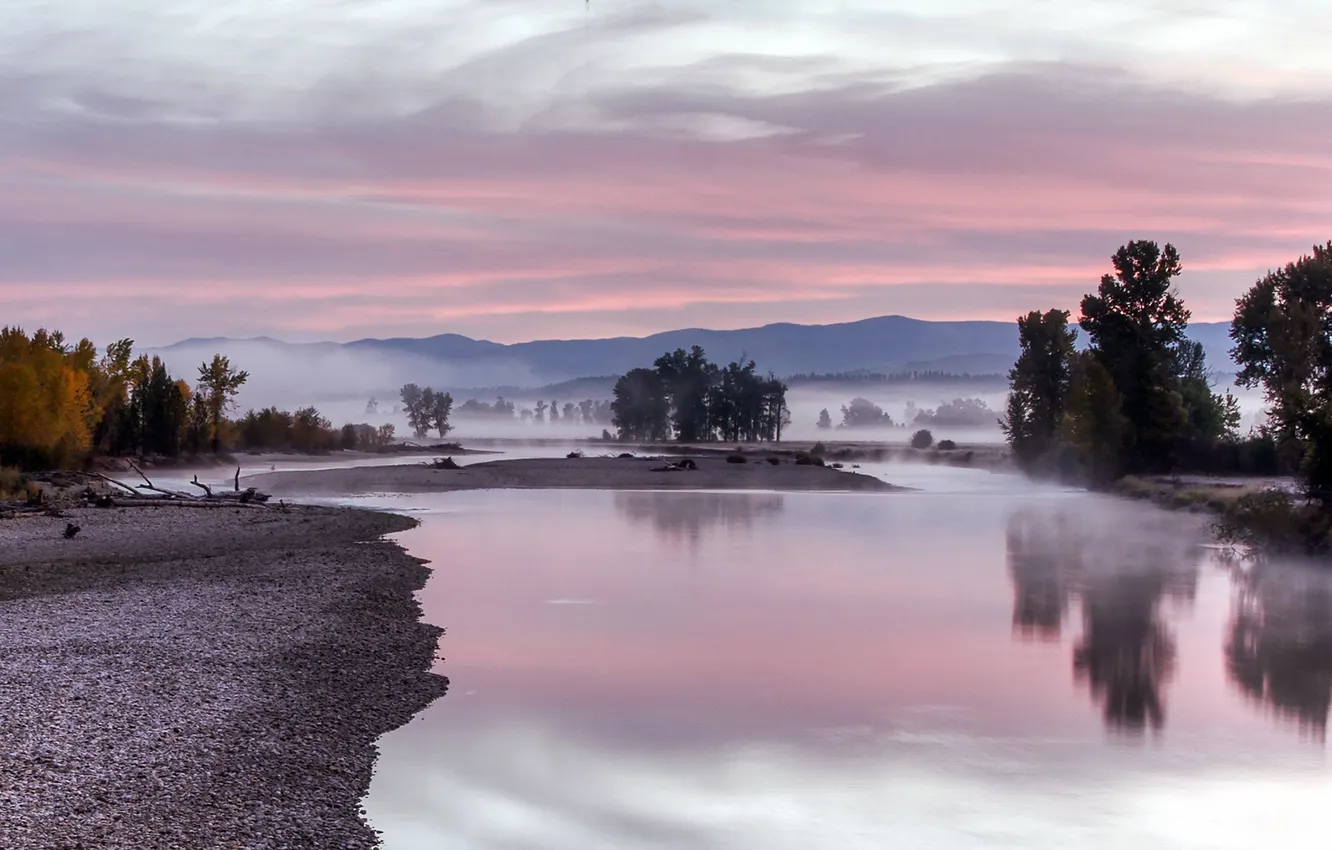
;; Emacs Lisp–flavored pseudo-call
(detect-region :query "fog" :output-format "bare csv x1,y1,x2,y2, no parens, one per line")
148,341,1271,443
147,339,548,411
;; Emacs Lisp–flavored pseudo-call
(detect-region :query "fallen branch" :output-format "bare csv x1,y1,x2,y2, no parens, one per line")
650,459,698,472
234,466,241,492
128,461,154,489
71,471,140,496
190,475,213,497
102,497,268,509
137,484,197,499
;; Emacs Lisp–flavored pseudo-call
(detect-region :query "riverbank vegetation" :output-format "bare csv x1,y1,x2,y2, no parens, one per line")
609,347,790,442
0,327,408,473
1003,239,1332,555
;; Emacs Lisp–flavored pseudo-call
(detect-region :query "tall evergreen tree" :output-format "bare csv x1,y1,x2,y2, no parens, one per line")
1079,241,1191,472
1002,309,1077,468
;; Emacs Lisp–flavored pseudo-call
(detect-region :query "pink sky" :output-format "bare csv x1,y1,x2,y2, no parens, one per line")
2,1,1331,345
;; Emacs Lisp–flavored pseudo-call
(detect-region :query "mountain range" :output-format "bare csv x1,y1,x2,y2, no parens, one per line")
154,315,1236,401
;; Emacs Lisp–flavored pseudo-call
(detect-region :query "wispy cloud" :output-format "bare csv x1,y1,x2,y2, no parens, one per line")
2,0,1330,343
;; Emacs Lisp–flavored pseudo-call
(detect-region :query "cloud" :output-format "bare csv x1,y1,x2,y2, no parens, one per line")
2,1,1330,342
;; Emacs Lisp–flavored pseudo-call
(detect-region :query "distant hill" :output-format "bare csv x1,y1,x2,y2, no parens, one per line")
152,315,1237,404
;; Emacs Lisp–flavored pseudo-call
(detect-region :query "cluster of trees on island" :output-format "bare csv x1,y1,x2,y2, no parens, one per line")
609,346,790,442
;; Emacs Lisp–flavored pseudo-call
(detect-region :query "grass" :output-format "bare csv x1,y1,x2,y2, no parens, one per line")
0,466,41,503
1113,475,1270,513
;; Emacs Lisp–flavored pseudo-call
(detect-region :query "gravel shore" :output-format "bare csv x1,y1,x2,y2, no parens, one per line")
0,504,448,849
250,454,907,497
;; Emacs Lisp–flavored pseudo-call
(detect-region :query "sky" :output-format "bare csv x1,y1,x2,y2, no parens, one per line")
2,0,1331,346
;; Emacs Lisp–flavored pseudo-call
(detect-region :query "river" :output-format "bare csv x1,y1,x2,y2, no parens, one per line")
311,456,1332,849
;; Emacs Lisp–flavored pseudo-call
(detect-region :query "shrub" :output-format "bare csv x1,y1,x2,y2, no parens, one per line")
937,439,957,450
910,429,934,449
1,466,35,501
617,452,635,459
795,452,825,466
566,450,584,459
811,442,827,456
431,456,461,470
1216,490,1332,556
727,454,748,464
831,462,845,469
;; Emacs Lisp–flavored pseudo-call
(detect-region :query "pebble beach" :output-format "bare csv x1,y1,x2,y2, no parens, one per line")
0,504,448,849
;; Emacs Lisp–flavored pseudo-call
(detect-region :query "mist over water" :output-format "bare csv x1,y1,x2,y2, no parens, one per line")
146,338,1270,443
355,471,1332,849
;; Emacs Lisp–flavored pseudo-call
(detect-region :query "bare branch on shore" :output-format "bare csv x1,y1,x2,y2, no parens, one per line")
128,461,154,489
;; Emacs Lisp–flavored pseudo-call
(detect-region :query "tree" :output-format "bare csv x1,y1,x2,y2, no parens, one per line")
549,400,560,422
1002,309,1077,468
1062,352,1128,486
0,327,96,468
654,346,716,441
196,355,249,453
139,357,189,456
563,402,576,422
534,400,547,422
400,384,429,438
611,368,670,441
817,408,832,430
431,391,454,438
1079,241,1190,472
762,376,790,442
915,398,995,428
1231,242,1332,501
840,397,893,428
910,429,934,449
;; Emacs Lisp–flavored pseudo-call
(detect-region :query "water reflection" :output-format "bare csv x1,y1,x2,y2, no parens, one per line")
1006,505,1203,732
1227,563,1332,739
367,490,1331,850
614,491,784,548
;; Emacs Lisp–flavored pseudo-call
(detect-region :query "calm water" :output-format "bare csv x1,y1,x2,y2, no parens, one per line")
355,473,1331,849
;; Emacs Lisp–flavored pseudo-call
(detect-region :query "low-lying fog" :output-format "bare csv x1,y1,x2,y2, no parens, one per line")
153,341,1268,445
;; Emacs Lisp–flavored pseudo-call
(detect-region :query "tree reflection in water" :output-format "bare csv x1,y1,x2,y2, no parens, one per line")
1226,561,1332,739
614,491,785,549
1006,504,1204,733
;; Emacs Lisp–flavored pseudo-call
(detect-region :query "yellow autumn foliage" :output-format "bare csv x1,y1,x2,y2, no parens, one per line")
0,326,99,468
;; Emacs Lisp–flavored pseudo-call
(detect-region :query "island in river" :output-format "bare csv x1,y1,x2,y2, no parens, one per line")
248,454,908,497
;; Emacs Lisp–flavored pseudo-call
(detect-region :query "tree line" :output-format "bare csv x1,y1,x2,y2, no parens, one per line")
1002,240,1245,485
455,396,615,425
1002,239,1332,551
789,370,1008,386
818,397,998,431
610,346,790,442
0,327,401,470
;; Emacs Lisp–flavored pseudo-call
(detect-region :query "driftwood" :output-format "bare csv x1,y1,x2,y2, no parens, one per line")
128,461,153,489
101,497,267,509
235,467,241,492
190,475,213,497
72,471,141,496
650,459,698,472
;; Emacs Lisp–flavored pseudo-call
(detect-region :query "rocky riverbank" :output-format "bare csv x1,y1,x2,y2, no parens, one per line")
0,504,447,849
